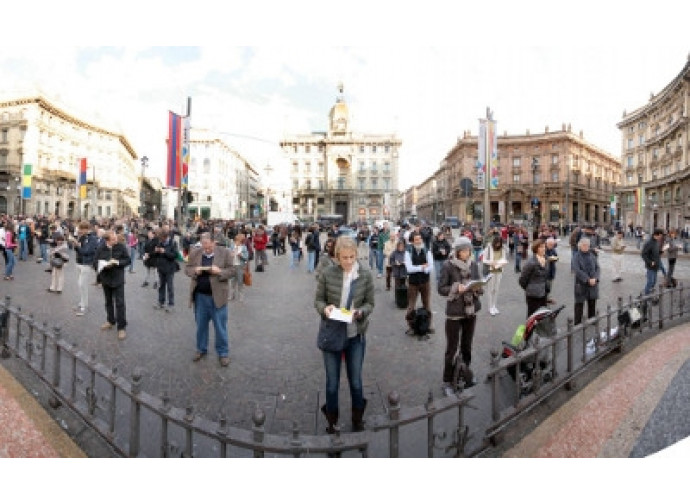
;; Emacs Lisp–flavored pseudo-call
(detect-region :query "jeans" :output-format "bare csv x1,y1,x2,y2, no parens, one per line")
368,249,378,271
158,271,175,306
4,249,15,276
19,238,28,260
129,247,136,272
322,335,366,414
290,249,300,268
194,292,229,357
39,243,48,263
433,259,446,283
103,283,127,329
307,250,316,272
376,250,385,275
644,268,658,295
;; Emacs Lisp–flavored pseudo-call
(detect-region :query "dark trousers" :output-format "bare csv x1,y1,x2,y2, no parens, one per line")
526,296,547,319
574,299,596,326
406,281,431,328
385,265,392,289
103,283,126,329
443,317,477,382
158,270,175,306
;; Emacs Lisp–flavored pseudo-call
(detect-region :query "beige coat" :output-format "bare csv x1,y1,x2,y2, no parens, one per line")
185,245,234,308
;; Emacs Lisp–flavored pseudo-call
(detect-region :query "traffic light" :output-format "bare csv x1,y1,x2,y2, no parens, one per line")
186,191,194,203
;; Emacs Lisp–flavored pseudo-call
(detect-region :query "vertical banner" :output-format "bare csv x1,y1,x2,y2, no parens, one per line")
182,115,190,189
167,111,183,188
77,158,88,199
610,194,617,216
635,188,643,213
476,120,486,189
487,119,498,190
22,164,32,199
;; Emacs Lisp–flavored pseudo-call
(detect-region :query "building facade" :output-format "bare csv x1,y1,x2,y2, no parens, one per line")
0,96,139,219
617,56,690,234
280,87,402,224
409,125,621,228
185,128,260,220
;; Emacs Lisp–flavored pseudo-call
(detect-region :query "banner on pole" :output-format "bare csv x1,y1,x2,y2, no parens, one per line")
76,158,88,199
167,111,183,188
22,164,32,199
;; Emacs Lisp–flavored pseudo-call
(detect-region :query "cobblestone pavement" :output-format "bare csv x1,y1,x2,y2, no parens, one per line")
2,235,688,453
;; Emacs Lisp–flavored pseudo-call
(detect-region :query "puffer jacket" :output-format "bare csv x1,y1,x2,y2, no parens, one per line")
572,249,600,303
519,256,548,298
314,261,375,336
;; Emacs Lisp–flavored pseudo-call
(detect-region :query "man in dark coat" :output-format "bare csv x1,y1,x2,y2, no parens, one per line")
152,227,180,312
641,229,663,295
572,237,600,326
95,230,131,340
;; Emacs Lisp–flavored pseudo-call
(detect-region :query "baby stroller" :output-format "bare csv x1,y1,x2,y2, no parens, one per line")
501,304,565,395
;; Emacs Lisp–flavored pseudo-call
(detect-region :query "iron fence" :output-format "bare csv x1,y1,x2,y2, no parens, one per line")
0,295,473,457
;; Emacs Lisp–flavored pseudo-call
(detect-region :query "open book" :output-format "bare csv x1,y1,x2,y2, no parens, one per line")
328,307,354,323
464,273,493,291
97,258,119,273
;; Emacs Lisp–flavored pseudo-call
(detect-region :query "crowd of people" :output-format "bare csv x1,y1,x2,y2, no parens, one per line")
0,211,687,431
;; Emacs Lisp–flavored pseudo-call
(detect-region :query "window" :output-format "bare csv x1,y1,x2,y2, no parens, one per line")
384,161,390,173
292,179,299,189
305,145,311,154
372,145,377,154
512,157,521,168
1,129,7,143
318,162,324,174
371,178,378,190
384,145,390,153
359,162,365,173
292,162,298,173
512,173,520,184
639,134,645,145
627,138,634,149
358,178,365,191
318,180,324,190
384,178,391,190
337,177,345,190
371,162,377,173
626,155,633,168
304,162,311,173
551,154,559,165
551,171,559,182
318,145,324,153
359,145,365,153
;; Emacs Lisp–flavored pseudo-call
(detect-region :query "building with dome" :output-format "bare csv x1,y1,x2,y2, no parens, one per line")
280,85,402,224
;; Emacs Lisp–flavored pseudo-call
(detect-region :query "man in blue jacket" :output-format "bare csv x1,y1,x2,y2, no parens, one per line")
71,221,99,317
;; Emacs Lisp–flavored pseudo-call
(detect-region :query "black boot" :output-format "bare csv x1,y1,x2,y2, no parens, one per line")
351,398,368,432
320,404,339,434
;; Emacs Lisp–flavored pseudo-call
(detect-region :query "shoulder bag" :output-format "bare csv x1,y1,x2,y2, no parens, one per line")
243,263,252,286
317,278,358,352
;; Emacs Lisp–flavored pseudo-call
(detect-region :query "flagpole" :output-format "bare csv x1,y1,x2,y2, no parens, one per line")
483,107,492,235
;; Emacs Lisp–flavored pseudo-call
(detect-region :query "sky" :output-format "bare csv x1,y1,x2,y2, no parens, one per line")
1,2,688,197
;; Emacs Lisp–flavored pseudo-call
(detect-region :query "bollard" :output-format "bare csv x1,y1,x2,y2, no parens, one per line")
108,367,118,439
252,408,266,458
388,391,400,458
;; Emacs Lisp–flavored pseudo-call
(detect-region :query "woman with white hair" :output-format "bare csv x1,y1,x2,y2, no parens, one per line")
572,237,600,325
481,234,507,315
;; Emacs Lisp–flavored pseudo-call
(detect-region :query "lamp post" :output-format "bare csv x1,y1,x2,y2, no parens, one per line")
140,156,148,217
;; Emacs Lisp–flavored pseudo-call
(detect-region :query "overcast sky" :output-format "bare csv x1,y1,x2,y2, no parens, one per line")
2,2,688,193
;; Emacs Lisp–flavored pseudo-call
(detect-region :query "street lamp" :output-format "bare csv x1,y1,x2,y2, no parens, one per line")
140,156,148,217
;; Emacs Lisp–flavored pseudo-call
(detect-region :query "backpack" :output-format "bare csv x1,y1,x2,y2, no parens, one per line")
246,239,254,261
412,307,430,336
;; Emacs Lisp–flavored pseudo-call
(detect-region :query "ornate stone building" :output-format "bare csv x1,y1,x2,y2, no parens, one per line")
185,128,260,220
411,125,621,228
617,55,690,233
0,95,139,218
280,86,402,224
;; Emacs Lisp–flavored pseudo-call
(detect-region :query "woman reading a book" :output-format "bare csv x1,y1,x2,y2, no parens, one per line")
438,236,484,396
482,235,507,316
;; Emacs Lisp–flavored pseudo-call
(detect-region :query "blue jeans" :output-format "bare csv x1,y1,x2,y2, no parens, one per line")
376,250,385,275
434,259,446,282
322,335,366,414
368,249,378,270
4,249,16,276
129,247,136,272
19,238,28,260
644,269,658,295
194,292,229,357
307,250,316,272
39,243,48,263
290,249,300,268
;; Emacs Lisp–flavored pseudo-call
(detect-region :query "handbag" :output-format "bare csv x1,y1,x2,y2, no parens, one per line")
50,256,64,268
317,278,357,352
243,264,252,286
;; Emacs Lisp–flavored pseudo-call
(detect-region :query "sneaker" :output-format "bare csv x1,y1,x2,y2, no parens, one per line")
442,383,455,397
117,329,126,340
377,273,382,278
192,352,207,362
493,307,500,314
101,322,114,330
219,356,230,367
75,309,86,317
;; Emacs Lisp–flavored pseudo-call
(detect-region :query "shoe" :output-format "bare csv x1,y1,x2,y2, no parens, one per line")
165,306,174,313
101,322,114,330
153,303,163,310
219,356,230,367
489,307,496,316
75,309,86,317
442,383,455,397
192,352,207,362
377,273,382,278
141,281,149,287
128,270,135,274
493,306,500,314
427,327,436,334
117,329,126,340
45,269,52,273
152,282,158,289
405,328,415,336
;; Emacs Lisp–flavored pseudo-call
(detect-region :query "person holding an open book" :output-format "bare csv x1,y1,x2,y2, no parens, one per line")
481,235,507,316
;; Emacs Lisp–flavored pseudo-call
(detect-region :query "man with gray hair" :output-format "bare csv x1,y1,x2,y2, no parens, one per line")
572,237,600,325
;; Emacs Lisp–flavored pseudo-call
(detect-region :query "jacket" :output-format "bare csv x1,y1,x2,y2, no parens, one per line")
95,242,130,288
153,238,179,274
314,261,375,337
437,258,482,318
572,249,600,303
185,245,234,309
75,232,99,266
641,237,660,270
253,232,269,251
432,238,452,262
519,256,548,298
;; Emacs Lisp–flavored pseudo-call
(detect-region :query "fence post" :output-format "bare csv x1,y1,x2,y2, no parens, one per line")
565,317,574,391
657,285,664,329
388,391,400,458
160,391,171,458
129,369,142,458
183,406,194,458
52,326,62,388
252,408,266,458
